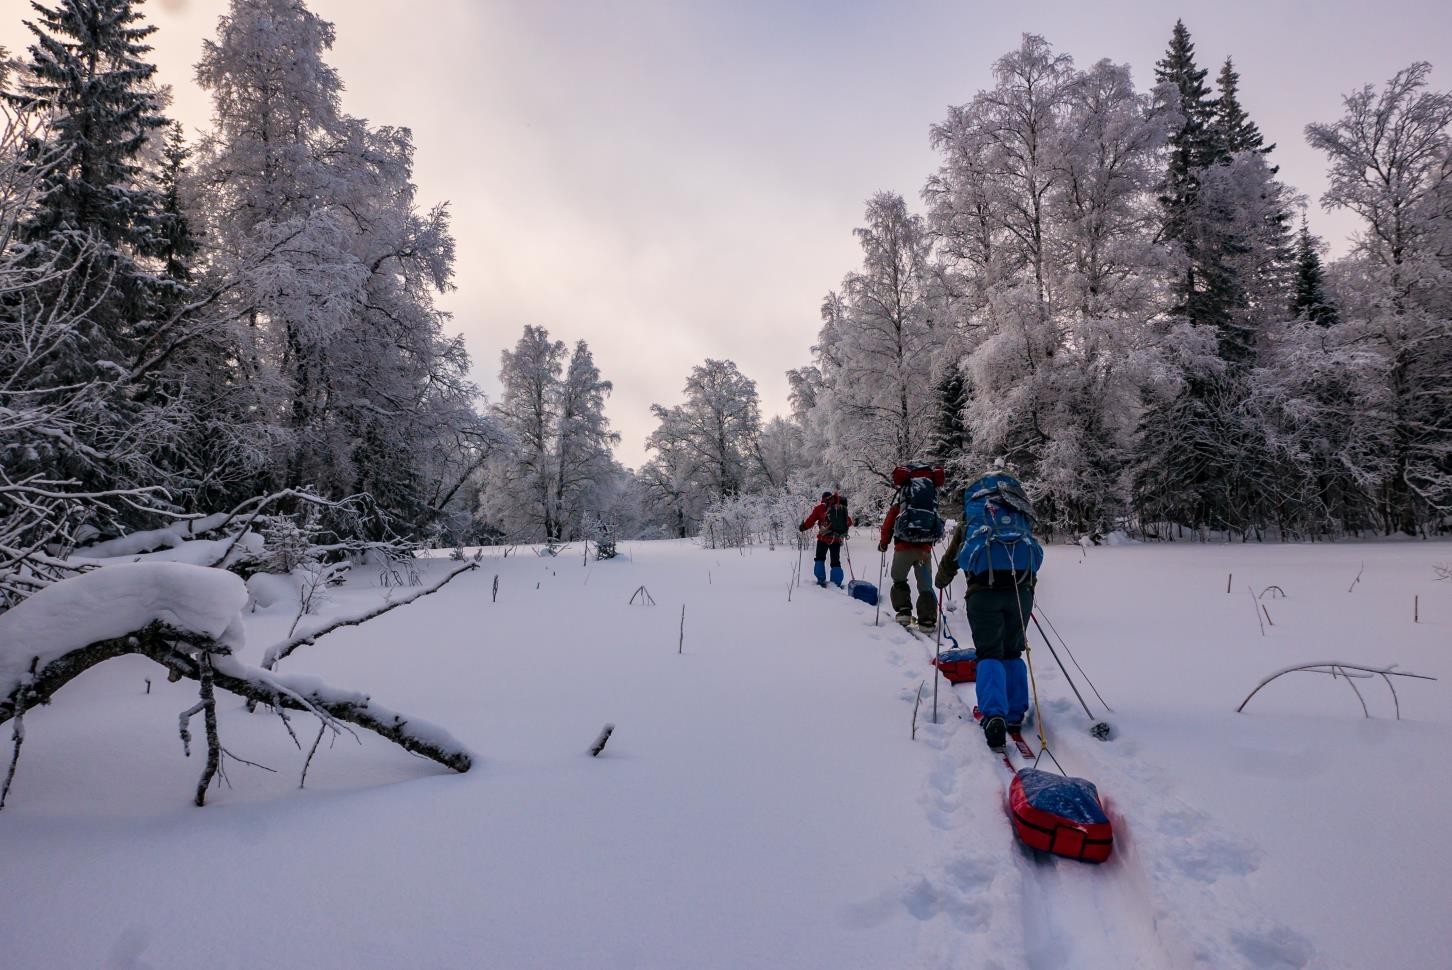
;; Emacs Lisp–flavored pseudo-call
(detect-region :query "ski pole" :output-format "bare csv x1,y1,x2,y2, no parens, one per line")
1009,571,1064,772
1034,605,1112,712
874,548,885,626
844,540,855,582
1029,613,1096,721
932,586,942,724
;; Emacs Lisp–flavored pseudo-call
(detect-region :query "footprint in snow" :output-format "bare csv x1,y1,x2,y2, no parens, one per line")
900,872,994,932
1155,808,1261,883
1230,925,1316,969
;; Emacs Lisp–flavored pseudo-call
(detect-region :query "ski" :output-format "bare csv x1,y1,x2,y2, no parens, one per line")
971,706,1035,766
970,705,1017,773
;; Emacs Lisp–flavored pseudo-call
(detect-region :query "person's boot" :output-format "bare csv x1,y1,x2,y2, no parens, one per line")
895,612,913,627
982,715,1006,750
916,617,936,634
829,566,844,588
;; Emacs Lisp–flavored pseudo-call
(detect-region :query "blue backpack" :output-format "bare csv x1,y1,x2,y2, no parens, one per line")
958,473,1043,582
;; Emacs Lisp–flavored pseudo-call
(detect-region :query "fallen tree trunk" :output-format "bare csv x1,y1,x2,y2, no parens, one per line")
1,622,472,776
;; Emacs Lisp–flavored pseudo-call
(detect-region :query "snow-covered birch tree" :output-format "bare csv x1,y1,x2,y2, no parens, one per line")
1306,62,1452,531
811,193,938,499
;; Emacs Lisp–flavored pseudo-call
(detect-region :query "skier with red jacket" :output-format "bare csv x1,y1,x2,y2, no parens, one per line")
878,466,946,632
799,491,852,587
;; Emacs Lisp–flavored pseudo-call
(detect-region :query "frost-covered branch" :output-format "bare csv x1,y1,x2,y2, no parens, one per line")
0,562,472,808
1237,662,1438,719
262,561,477,671
0,622,472,801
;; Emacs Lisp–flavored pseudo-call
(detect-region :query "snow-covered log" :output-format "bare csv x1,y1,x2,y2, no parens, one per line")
0,622,472,775
0,563,471,807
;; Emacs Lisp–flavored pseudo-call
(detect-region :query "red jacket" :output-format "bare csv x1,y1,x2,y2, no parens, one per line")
800,501,852,545
880,504,934,553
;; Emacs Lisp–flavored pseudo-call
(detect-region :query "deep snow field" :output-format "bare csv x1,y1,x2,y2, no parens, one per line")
1,535,1449,970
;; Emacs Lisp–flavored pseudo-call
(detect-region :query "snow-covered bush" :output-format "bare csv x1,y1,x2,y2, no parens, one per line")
699,484,820,550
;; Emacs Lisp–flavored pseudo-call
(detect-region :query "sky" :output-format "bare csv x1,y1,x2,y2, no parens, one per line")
3,0,1448,467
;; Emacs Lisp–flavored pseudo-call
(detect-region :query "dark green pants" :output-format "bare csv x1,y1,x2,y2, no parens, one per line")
964,584,1034,660
889,548,936,624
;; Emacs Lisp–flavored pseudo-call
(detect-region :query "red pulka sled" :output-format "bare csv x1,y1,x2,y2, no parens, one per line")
1008,768,1114,863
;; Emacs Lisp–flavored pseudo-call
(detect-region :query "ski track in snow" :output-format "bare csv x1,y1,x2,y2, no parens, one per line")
880,608,1322,970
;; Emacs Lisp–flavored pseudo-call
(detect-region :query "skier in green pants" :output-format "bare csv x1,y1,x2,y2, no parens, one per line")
878,466,946,631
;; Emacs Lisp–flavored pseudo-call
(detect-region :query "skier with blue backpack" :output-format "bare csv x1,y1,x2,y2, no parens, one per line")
878,466,947,632
935,468,1044,750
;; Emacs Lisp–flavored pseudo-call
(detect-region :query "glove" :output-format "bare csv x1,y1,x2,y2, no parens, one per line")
935,570,952,589
878,542,888,553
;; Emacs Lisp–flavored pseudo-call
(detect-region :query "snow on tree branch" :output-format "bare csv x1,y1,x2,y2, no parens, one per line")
0,562,471,809
262,561,478,671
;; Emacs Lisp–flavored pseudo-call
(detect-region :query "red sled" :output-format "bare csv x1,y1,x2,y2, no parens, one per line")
931,647,977,683
891,465,946,488
1009,768,1114,863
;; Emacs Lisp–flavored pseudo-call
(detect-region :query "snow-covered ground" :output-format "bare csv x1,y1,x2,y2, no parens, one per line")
1,536,1448,969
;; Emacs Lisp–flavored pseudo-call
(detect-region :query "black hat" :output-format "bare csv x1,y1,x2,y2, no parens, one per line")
821,491,833,501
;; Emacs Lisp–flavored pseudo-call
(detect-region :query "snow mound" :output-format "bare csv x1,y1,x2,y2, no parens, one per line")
0,563,248,690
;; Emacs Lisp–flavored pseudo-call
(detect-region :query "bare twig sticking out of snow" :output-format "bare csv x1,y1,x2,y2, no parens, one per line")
1249,585,1266,637
492,574,499,603
911,680,926,740
1259,585,1286,599
628,585,655,606
1435,563,1451,582
589,724,615,757
1237,662,1438,719
1348,562,1365,593
678,605,686,655
262,562,477,672
301,723,328,789
286,561,349,639
0,658,37,810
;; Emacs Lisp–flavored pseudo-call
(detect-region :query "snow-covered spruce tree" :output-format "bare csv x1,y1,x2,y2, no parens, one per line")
1213,58,1274,158
0,110,177,609
1307,62,1452,532
810,193,939,501
1291,216,1338,327
1233,215,1368,539
925,362,971,476
1132,22,1297,537
6,0,168,351
2,0,195,505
